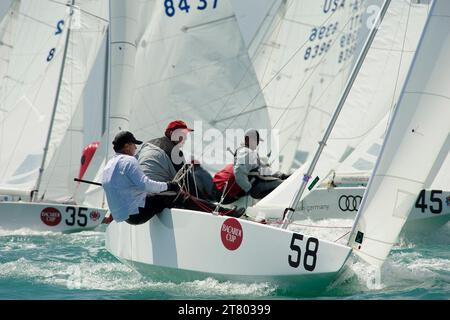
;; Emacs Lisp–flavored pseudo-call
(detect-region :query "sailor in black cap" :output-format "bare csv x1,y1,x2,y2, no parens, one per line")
102,131,180,225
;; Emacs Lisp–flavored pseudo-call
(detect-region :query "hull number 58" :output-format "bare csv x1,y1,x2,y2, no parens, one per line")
288,233,319,271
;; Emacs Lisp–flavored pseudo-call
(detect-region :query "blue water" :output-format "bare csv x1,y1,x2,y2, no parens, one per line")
0,223,448,300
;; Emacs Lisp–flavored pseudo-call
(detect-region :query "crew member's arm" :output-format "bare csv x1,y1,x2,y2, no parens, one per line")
126,157,168,193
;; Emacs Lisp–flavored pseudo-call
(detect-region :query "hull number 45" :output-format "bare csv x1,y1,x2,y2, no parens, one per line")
415,190,443,214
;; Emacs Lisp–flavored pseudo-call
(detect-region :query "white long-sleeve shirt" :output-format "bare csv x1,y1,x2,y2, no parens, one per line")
102,153,168,222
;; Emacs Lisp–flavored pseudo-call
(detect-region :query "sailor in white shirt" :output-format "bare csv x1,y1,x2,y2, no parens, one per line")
102,131,180,224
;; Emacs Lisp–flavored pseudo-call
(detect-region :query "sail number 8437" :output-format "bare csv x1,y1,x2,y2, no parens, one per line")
288,233,319,271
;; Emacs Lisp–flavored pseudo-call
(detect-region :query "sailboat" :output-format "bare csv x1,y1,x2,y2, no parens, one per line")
247,0,450,234
102,0,367,293
102,0,444,294
0,0,108,232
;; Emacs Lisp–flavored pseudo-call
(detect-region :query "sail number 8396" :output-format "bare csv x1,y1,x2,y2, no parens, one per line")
288,233,319,271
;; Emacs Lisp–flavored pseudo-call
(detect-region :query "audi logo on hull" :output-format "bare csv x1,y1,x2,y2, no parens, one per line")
338,195,362,212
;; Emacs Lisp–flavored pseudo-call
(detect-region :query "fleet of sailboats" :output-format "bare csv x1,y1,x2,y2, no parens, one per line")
0,0,448,293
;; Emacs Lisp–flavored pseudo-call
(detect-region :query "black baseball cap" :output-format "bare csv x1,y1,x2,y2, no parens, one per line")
112,131,143,148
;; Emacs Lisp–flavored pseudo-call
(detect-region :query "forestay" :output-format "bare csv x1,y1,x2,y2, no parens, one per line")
348,0,450,266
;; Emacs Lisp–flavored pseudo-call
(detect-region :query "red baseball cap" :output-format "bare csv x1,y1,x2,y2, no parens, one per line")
166,120,194,132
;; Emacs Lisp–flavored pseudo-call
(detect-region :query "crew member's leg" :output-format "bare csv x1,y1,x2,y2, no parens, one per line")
174,191,245,217
249,178,283,199
126,192,177,225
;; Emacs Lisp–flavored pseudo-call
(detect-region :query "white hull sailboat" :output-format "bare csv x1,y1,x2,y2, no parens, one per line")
107,209,351,293
106,0,449,291
0,0,108,232
102,0,361,291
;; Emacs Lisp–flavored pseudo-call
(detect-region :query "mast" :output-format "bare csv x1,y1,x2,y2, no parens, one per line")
33,0,75,202
102,23,110,137
281,0,392,229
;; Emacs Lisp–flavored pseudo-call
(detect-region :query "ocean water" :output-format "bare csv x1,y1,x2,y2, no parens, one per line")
0,222,448,300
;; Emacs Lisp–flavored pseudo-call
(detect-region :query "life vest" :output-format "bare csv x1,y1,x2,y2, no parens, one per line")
213,164,243,199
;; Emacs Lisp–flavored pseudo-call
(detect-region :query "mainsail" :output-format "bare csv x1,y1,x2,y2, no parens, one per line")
131,0,271,171
348,0,450,266
0,0,108,199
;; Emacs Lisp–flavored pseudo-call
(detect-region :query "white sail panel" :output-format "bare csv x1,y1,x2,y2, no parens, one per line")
348,0,450,266
317,0,429,180
0,1,71,194
0,0,20,90
250,0,367,172
230,0,279,48
254,0,429,210
38,1,108,200
132,0,270,171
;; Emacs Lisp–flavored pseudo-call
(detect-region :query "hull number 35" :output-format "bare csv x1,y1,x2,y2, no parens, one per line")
288,233,319,271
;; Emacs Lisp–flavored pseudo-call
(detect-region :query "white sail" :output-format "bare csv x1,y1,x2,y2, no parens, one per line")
254,0,429,210
38,0,109,201
0,0,20,89
348,0,450,267
0,0,108,197
132,0,271,171
250,0,367,172
333,112,388,175
230,0,279,48
38,97,85,201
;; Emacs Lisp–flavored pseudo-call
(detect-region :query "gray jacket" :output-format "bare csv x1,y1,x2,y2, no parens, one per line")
137,142,178,182
233,146,260,192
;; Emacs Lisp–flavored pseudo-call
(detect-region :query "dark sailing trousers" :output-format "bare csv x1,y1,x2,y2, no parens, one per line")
126,191,235,225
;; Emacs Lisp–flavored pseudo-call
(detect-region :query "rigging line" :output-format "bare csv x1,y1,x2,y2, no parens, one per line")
246,0,282,53
18,13,55,29
181,15,235,31
270,11,360,131
211,0,294,124
41,27,82,197
135,53,247,89
334,231,351,242
222,4,343,131
388,1,413,124
0,43,66,122
374,173,423,185
210,106,267,125
48,0,110,23
34,0,75,200
0,10,71,107
214,1,338,127
281,59,385,153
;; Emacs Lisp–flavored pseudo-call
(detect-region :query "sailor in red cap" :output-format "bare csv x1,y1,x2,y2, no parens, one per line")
136,120,245,218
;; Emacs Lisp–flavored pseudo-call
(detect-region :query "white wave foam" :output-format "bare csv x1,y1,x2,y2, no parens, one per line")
0,256,275,297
